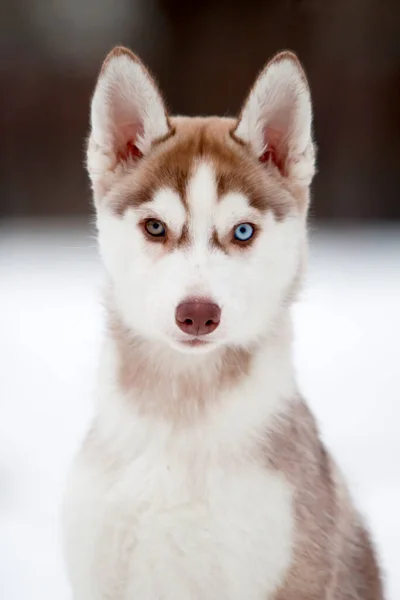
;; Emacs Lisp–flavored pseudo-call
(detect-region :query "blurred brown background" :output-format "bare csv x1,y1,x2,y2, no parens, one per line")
1,0,399,220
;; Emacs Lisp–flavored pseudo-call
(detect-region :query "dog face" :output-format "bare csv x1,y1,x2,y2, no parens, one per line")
88,48,315,354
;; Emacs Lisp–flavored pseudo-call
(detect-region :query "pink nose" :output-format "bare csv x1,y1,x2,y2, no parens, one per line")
175,300,221,336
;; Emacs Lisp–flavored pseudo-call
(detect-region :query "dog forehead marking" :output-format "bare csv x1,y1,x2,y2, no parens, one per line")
187,161,219,245
112,118,291,220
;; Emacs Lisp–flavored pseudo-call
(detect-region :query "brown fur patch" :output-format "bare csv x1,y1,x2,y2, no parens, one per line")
108,309,252,423
267,399,384,599
211,229,228,254
176,223,190,248
111,117,293,220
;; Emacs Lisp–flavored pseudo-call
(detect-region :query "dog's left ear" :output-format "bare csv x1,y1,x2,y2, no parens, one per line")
234,52,315,185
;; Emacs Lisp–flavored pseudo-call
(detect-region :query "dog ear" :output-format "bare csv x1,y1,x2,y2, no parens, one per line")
234,52,315,185
87,47,170,195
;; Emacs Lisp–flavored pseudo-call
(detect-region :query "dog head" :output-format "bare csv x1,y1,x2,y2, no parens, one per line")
87,47,315,354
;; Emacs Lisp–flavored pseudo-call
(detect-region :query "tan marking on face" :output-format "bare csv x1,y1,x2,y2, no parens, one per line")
107,309,252,423
211,229,228,254
266,399,383,599
176,223,189,248
111,117,293,220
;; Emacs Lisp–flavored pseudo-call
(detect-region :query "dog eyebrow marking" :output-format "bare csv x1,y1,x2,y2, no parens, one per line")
217,191,253,219
140,187,186,228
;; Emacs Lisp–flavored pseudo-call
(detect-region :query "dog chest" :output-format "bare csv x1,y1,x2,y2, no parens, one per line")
65,449,294,600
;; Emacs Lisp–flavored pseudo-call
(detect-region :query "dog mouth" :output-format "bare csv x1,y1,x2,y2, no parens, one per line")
171,335,217,352
179,338,210,348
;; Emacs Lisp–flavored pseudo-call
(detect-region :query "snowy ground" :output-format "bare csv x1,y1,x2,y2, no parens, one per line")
0,218,399,600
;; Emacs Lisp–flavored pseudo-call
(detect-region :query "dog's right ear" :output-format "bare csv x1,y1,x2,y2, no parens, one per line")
87,47,170,197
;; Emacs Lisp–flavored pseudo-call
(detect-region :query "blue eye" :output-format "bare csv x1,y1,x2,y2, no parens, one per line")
234,223,254,242
145,219,166,238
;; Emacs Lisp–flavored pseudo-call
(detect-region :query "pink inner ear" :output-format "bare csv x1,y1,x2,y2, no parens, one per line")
259,146,283,173
115,121,144,163
117,141,143,163
259,147,276,164
259,127,285,173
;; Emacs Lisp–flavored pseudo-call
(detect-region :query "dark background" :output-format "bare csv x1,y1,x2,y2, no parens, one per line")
1,0,400,219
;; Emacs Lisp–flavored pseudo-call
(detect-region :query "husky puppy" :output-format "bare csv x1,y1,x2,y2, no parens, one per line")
63,46,384,600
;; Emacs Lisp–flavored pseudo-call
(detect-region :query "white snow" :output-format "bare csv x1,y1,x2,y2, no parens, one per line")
0,219,399,600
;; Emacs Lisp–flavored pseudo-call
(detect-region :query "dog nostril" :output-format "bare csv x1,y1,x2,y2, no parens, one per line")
175,300,221,336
